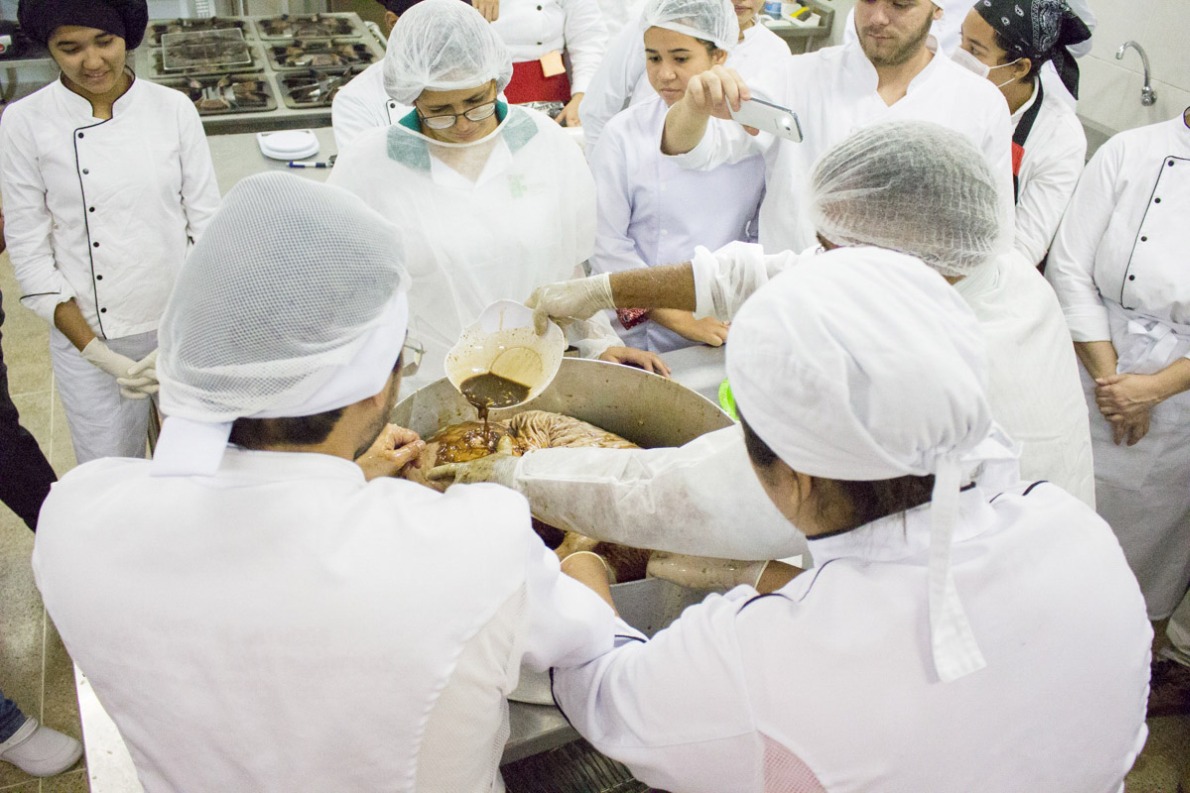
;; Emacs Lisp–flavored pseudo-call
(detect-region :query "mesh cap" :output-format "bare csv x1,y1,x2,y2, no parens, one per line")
153,173,409,476
383,0,514,105
809,120,1004,277
643,0,740,52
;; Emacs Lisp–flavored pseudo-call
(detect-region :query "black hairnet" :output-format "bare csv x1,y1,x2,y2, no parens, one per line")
18,0,149,50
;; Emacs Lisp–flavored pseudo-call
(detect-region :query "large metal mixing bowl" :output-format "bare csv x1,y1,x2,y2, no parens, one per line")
392,357,733,446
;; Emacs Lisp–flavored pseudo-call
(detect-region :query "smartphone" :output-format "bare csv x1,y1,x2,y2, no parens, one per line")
729,97,803,143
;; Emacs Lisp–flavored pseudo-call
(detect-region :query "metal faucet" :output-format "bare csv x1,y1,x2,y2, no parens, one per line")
1115,41,1157,106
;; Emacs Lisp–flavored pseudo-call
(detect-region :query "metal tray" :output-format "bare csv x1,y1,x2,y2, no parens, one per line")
266,39,378,71
161,29,252,72
253,13,367,41
157,73,277,116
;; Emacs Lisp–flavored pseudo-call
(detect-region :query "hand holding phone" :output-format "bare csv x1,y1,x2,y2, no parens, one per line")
729,98,803,143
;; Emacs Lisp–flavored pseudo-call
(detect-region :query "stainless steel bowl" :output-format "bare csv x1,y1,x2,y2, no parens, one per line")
392,357,733,446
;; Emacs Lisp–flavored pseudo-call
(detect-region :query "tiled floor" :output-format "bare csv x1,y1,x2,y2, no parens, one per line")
1,253,1189,791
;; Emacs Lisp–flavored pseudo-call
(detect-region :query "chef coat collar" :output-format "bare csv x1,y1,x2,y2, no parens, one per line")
53,68,139,120
807,486,997,565
215,445,367,484
1010,81,1041,126
842,35,945,97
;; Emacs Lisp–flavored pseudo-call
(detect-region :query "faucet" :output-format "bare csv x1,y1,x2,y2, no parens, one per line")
1116,41,1157,106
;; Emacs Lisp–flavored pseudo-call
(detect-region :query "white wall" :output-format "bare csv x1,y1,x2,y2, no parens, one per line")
1074,1,1189,135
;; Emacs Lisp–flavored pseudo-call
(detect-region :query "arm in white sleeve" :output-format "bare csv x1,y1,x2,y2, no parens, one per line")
513,425,808,561
1013,117,1086,267
568,310,623,358
176,103,221,243
0,118,77,323
1045,140,1119,342
668,115,768,172
588,121,647,276
332,87,391,153
979,102,1018,250
578,21,647,154
552,588,765,793
561,0,609,94
691,242,803,320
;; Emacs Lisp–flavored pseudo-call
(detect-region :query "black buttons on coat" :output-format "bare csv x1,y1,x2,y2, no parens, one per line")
78,132,84,139
82,168,89,175
1129,275,1136,281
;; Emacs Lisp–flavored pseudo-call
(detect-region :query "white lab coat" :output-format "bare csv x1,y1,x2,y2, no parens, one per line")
1046,115,1190,619
330,106,613,393
330,60,409,153
33,448,616,793
1012,81,1086,266
491,0,609,94
0,76,219,336
672,38,1014,254
553,483,1150,793
581,20,790,155
589,97,765,351
688,242,1095,505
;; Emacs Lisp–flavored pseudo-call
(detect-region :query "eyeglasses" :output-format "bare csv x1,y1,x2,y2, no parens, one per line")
417,100,498,130
400,340,424,378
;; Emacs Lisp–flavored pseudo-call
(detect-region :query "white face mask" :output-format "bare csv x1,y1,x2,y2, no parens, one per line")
951,48,1022,88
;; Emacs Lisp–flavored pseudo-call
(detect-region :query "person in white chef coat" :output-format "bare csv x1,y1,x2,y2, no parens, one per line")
589,0,763,352
32,173,618,793
550,248,1152,792
662,0,1014,254
0,0,219,464
579,0,788,153
1046,109,1190,708
433,121,1094,561
331,0,664,396
490,0,608,126
955,0,1091,267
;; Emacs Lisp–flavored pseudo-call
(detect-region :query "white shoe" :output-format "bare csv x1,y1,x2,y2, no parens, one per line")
0,717,83,777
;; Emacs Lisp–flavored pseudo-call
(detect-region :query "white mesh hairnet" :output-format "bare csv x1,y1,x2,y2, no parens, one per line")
152,172,409,477
642,0,739,52
728,246,1020,683
810,120,1003,277
383,0,514,105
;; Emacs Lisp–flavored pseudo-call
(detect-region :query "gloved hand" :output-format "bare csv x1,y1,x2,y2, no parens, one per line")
81,339,150,400
118,349,160,398
426,450,520,488
525,273,615,335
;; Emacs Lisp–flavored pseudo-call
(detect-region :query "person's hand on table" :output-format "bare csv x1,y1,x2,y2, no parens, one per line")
471,0,499,21
650,308,729,347
557,93,584,127
526,273,615,334
598,346,671,377
356,423,425,481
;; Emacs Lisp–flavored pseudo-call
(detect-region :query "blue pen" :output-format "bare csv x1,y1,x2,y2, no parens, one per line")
287,161,330,169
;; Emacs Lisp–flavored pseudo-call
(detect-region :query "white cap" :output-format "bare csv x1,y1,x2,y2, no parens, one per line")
643,0,740,52
728,247,1019,682
383,0,514,105
153,173,410,477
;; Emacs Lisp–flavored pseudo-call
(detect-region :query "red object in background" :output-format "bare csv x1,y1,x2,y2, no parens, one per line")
616,308,649,330
505,60,571,103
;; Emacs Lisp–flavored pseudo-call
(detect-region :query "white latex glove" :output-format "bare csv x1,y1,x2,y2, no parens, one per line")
526,273,615,335
119,349,160,398
81,339,150,400
645,552,768,591
426,451,520,488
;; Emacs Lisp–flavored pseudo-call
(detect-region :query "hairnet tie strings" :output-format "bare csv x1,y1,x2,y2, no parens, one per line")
928,457,987,683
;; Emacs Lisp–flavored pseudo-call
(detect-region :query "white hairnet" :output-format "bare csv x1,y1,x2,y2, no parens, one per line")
809,120,1003,277
383,0,514,105
727,246,1019,683
642,0,739,52
152,172,410,477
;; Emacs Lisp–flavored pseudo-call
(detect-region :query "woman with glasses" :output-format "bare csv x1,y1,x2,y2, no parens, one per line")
331,0,665,395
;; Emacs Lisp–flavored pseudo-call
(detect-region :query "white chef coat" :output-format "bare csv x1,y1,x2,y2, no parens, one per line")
1047,115,1190,618
0,75,219,338
514,423,808,561
33,447,616,793
1011,81,1086,266
553,483,1151,793
689,242,1095,505
589,96,765,351
329,106,610,393
672,38,1014,254
580,20,790,155
331,60,410,153
491,0,609,94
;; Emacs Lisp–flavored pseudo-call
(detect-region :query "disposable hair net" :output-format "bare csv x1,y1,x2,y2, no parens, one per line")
642,0,739,52
728,247,1020,683
152,172,409,477
810,120,1003,277
383,0,513,105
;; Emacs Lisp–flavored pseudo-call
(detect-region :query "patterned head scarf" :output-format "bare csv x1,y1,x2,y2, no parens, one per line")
975,0,1091,97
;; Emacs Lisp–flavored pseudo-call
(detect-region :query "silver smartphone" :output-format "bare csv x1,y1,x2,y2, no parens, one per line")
729,97,803,143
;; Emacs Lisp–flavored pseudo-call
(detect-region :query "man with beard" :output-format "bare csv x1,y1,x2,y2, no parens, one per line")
659,0,1014,254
